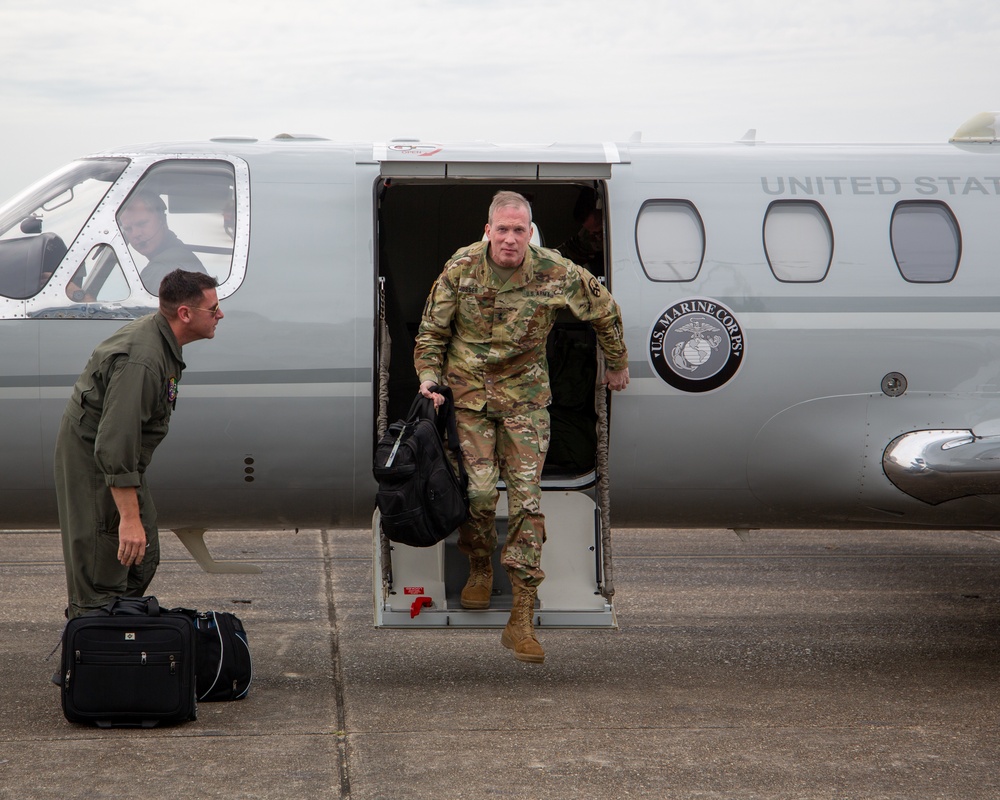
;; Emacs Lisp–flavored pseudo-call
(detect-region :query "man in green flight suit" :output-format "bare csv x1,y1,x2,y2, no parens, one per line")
414,191,629,664
55,269,223,621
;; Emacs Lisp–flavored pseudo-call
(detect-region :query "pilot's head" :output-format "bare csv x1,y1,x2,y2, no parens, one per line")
485,191,533,269
118,192,169,258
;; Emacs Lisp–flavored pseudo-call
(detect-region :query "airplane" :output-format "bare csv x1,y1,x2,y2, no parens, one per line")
2,111,1000,627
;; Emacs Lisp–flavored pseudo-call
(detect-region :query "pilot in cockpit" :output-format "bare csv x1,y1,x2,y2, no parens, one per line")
117,192,207,293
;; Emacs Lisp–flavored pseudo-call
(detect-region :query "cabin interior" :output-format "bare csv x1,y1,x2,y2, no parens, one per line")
375,178,608,478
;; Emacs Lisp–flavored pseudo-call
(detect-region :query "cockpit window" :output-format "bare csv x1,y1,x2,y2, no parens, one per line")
117,160,236,294
68,245,129,304
0,158,127,299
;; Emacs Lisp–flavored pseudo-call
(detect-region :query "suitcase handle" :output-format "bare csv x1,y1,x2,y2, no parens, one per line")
102,596,161,616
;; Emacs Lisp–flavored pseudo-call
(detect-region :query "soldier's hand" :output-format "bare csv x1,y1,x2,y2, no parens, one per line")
604,367,630,392
419,380,446,409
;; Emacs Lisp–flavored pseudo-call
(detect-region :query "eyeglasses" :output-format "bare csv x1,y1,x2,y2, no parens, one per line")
188,303,221,317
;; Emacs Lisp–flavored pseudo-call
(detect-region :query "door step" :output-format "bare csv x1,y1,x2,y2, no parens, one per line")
373,491,615,628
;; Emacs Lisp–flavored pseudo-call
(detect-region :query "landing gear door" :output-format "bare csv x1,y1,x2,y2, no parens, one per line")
372,142,625,629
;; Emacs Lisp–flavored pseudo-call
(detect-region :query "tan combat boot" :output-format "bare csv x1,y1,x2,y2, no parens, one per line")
460,556,493,609
501,583,545,663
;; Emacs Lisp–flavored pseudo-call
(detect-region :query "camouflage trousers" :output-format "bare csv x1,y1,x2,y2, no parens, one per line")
454,406,550,587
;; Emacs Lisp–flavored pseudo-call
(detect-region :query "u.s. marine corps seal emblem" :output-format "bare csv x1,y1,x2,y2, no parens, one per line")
648,298,745,393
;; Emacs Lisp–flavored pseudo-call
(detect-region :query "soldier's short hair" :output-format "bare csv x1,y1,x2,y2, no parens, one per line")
159,269,219,317
488,191,532,225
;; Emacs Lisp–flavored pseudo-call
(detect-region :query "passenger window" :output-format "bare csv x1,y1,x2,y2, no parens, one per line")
635,200,705,281
890,201,961,283
118,160,236,294
763,200,833,282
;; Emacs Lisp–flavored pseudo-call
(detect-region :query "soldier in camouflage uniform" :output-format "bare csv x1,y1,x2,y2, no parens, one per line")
414,191,629,664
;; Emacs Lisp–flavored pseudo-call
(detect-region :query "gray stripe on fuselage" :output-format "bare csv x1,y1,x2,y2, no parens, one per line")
0,368,371,390
713,297,993,313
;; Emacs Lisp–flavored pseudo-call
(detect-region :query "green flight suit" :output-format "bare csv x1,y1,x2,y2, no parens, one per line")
54,313,185,619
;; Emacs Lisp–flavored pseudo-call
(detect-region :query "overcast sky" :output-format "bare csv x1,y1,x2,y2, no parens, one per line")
1,0,997,201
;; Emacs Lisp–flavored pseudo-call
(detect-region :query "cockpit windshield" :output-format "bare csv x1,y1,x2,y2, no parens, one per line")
0,159,128,299
0,158,128,244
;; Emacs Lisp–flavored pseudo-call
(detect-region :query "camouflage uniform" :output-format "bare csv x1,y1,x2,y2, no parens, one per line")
414,240,628,586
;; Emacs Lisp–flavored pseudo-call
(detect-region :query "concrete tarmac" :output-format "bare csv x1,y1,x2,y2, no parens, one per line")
1,526,999,800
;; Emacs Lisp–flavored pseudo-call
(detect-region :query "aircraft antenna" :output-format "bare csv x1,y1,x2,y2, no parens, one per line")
950,112,1000,143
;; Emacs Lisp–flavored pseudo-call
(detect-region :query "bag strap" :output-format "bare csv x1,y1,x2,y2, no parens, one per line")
103,595,161,616
405,390,439,425
406,385,446,428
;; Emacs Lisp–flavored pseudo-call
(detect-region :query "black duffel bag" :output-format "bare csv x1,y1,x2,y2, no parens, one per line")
171,607,252,701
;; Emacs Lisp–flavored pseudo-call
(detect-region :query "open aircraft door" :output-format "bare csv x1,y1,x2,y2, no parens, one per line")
370,142,624,628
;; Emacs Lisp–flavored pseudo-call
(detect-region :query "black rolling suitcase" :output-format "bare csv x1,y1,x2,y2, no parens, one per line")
61,596,197,727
